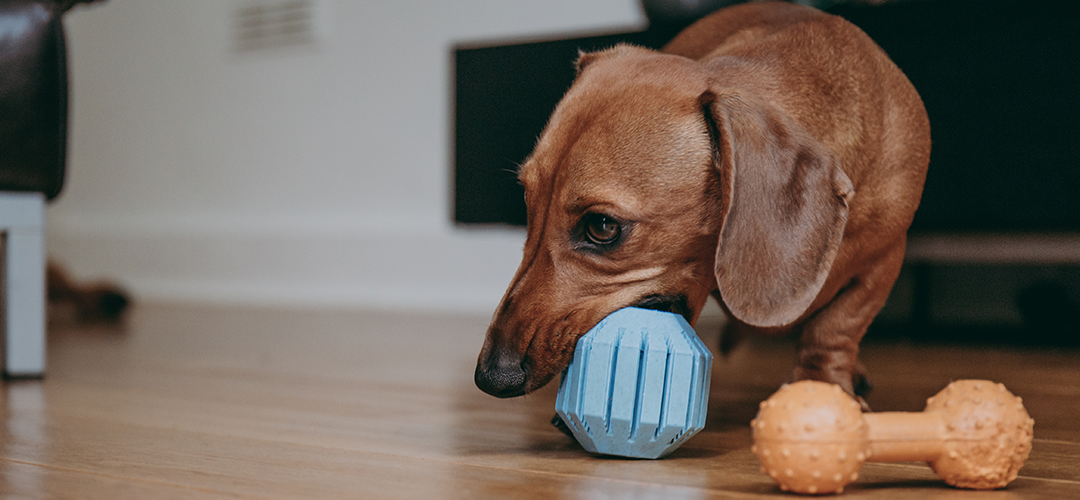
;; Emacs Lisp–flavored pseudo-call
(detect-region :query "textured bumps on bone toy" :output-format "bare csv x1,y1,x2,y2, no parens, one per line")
751,379,1034,494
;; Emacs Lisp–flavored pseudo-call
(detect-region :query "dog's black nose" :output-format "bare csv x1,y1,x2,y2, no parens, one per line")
475,350,527,398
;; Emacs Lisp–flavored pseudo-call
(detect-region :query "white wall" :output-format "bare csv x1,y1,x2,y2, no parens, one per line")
50,0,645,312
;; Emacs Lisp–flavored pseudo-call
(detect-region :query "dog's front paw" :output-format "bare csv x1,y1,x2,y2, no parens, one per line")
791,365,872,412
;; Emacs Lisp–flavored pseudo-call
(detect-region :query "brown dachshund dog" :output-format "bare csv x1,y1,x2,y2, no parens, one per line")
475,1,930,408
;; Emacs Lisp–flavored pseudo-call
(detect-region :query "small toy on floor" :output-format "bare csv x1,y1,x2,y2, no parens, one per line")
752,379,1034,494
555,307,712,459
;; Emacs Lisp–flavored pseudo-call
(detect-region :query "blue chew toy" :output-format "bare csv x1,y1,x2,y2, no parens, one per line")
555,307,713,459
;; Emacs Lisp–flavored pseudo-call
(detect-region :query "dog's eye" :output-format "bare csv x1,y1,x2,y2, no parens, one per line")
583,213,621,245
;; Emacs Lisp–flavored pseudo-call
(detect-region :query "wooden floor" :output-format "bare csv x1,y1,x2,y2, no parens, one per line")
2,303,1078,498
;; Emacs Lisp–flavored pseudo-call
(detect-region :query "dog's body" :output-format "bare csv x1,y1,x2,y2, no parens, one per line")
475,2,929,405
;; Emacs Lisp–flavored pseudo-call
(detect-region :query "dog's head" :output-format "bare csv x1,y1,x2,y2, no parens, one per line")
475,45,853,398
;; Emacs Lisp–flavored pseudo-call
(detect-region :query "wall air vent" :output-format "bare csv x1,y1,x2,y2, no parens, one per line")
234,0,321,52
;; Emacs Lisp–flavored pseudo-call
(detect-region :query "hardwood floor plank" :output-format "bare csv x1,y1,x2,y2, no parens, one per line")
1,459,242,500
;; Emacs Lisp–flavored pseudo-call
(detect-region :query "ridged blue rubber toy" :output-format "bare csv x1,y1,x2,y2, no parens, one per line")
555,307,713,459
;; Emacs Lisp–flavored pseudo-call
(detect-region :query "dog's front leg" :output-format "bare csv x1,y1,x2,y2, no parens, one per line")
791,244,907,410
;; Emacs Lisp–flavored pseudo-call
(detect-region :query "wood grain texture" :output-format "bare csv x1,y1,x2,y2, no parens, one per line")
2,304,1077,498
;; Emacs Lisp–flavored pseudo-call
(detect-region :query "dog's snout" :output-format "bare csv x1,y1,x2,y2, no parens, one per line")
475,349,528,398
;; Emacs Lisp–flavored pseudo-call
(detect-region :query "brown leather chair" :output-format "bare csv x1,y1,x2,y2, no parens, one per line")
1,0,97,377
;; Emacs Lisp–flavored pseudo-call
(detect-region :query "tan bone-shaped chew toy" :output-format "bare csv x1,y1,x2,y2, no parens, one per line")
751,380,1034,494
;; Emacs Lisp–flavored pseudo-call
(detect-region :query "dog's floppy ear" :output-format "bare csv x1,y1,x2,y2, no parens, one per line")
575,44,653,75
701,91,854,328
574,50,600,75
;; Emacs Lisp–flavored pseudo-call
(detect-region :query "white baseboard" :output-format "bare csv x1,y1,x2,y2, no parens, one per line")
45,214,526,314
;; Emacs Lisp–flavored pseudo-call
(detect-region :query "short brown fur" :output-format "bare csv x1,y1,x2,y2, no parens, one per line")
475,2,930,405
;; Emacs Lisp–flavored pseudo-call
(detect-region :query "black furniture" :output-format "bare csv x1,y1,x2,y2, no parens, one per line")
1,0,97,377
